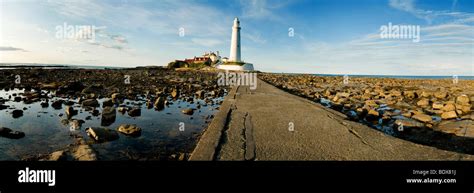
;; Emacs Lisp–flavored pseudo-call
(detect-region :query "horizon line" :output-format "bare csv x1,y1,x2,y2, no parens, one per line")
0,62,473,77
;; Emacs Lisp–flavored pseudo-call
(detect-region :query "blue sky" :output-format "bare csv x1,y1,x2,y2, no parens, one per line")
0,0,473,75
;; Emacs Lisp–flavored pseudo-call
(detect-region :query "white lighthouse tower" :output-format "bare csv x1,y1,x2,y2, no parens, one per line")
229,17,241,62
216,17,254,71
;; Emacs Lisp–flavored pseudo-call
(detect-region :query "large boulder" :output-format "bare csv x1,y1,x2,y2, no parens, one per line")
463,113,474,121
12,109,23,118
364,100,378,107
412,113,432,123
65,106,77,118
49,150,67,161
117,106,128,114
441,111,457,120
456,104,471,114
356,108,368,117
111,93,122,103
432,102,444,110
85,127,119,142
81,85,103,95
420,91,432,98
182,108,194,115
442,103,456,112
171,89,179,98
40,101,49,108
51,100,63,109
434,91,447,99
435,120,474,138
154,97,165,110
416,98,429,107
365,109,379,121
102,99,114,107
23,93,40,104
336,92,350,98
69,119,84,130
117,124,141,136
128,108,141,117
101,107,116,126
0,127,25,139
82,99,99,107
72,144,97,161
145,100,153,109
403,91,417,99
456,95,470,105
13,96,21,102
394,119,425,130
195,90,204,98
390,90,402,97
63,81,85,92
0,104,8,110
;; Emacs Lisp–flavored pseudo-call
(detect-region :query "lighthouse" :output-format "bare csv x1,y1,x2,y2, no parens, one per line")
229,17,241,62
216,17,254,71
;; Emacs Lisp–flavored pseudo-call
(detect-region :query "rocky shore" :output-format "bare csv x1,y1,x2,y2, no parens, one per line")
0,67,227,160
2,67,473,159
0,67,226,103
259,73,474,154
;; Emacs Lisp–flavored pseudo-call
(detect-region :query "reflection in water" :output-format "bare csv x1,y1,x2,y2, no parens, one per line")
0,89,223,160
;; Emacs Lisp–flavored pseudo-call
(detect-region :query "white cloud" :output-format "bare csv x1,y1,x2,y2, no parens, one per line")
191,38,223,47
296,20,474,75
45,0,231,38
2,0,276,67
46,0,106,21
65,25,129,51
281,0,473,75
389,0,416,12
0,46,27,52
239,0,292,22
1,0,471,74
242,32,267,44
240,0,275,20
389,0,474,24
452,0,458,10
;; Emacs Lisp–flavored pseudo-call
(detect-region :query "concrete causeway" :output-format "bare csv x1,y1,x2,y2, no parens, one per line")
190,79,474,160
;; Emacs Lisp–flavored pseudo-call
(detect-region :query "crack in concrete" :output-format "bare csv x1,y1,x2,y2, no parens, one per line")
233,86,239,99
213,106,234,160
243,112,256,161
328,114,376,150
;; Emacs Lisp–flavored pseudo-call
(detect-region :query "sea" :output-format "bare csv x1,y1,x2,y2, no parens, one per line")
0,63,125,70
312,74,474,80
1,63,473,80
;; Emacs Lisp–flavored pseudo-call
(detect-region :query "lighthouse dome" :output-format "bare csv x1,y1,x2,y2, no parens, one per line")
233,18,240,27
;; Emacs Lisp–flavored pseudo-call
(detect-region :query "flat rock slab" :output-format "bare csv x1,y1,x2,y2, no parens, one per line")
72,144,97,161
86,127,119,142
435,120,474,138
117,124,141,136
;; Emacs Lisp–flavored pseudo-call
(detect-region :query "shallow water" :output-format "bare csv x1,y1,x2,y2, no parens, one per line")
0,89,223,160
